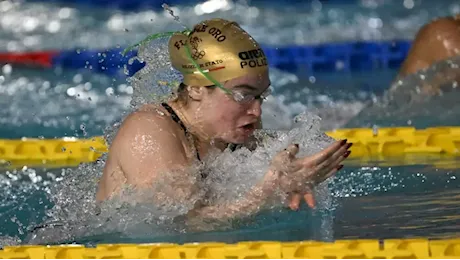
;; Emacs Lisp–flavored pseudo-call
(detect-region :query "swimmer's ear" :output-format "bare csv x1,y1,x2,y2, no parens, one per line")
187,85,204,101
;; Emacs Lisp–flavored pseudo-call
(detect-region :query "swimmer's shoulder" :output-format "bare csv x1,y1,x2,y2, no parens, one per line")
398,16,460,78
111,104,185,153
417,16,460,40
121,104,180,132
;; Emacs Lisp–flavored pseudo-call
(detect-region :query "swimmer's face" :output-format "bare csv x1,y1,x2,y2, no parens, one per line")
198,71,271,144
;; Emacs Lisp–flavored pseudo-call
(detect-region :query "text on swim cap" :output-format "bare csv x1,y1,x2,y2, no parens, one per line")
182,59,224,69
238,49,267,69
174,39,186,50
208,27,226,42
192,24,227,42
174,26,227,51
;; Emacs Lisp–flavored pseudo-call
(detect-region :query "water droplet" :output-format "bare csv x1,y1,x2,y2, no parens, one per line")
372,125,379,136
80,124,87,136
123,64,130,76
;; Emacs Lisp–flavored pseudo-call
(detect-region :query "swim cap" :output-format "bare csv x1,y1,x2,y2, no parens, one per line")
168,18,269,87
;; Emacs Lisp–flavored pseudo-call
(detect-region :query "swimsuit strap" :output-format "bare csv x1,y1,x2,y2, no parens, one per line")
161,103,188,134
161,103,201,163
160,103,241,179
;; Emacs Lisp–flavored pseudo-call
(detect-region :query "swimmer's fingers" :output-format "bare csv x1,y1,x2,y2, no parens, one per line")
314,150,350,184
279,142,349,196
314,142,351,169
289,193,301,211
313,147,350,178
287,162,303,173
304,192,315,209
304,140,348,167
286,142,351,212
315,164,343,186
300,165,345,211
288,192,316,210
271,143,300,171
287,143,349,184
284,143,299,160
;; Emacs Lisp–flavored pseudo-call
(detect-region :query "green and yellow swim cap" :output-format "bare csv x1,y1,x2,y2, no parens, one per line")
168,18,269,87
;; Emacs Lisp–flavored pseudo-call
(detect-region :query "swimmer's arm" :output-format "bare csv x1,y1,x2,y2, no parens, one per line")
108,111,199,202
398,18,460,79
188,170,279,220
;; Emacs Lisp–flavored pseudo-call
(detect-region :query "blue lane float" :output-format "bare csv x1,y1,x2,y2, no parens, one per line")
27,0,360,11
50,40,411,77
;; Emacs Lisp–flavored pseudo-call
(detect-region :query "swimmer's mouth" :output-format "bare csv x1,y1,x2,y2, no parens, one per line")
240,123,256,131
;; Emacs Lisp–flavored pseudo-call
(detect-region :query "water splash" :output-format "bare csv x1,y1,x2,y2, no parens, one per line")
345,55,460,128
128,37,182,109
161,4,189,30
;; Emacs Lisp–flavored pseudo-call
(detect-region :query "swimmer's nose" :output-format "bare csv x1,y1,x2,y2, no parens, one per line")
247,99,262,117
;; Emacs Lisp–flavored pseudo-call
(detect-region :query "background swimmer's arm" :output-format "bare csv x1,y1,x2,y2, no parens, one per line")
112,111,201,203
397,17,460,79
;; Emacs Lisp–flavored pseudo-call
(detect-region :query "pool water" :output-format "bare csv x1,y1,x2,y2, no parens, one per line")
1,0,460,246
1,162,459,245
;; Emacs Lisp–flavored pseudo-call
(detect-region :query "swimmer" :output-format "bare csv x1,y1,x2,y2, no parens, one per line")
391,15,460,94
96,19,352,221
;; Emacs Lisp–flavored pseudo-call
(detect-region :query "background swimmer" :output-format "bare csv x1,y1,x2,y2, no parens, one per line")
96,18,352,223
345,15,460,128
391,15,460,95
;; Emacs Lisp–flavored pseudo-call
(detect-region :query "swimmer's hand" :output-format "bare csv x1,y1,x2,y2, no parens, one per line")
269,139,351,210
184,140,350,225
